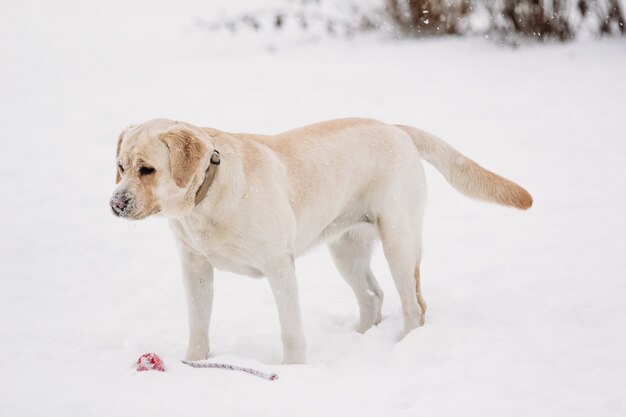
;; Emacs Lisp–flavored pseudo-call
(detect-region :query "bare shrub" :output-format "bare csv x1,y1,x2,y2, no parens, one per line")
487,0,624,41
195,0,624,42
385,0,624,40
385,0,471,36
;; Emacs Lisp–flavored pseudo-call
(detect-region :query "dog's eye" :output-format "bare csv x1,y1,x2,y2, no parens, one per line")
118,164,124,173
139,166,155,176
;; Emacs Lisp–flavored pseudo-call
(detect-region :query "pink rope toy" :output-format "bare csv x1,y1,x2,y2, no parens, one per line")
136,353,278,381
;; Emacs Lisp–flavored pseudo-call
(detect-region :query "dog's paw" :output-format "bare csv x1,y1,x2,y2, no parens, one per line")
184,347,209,362
355,297,383,333
356,317,381,333
282,350,307,365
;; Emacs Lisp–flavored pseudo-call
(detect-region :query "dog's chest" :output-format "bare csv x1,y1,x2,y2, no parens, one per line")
171,219,264,278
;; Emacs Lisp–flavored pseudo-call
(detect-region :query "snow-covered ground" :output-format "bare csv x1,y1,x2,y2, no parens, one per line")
1,1,625,416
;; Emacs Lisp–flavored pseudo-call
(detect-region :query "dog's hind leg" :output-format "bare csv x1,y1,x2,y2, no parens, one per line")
328,225,384,333
377,209,426,335
414,264,427,326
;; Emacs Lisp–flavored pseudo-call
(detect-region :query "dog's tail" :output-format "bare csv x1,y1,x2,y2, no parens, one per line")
396,125,533,210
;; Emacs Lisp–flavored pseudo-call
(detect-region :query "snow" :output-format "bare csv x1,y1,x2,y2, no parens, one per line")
1,1,626,416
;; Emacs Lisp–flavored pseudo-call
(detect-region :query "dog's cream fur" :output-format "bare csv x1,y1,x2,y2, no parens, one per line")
111,118,532,364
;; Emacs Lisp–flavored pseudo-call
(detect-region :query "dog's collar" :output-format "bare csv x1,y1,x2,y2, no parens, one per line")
194,149,221,206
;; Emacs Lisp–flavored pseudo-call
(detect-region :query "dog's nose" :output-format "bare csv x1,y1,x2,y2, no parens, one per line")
110,194,129,215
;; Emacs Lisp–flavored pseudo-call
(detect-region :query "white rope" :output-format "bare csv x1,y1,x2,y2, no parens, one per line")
181,360,279,381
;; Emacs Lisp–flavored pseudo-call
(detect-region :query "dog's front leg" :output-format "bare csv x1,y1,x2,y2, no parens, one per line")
180,247,214,361
264,257,307,364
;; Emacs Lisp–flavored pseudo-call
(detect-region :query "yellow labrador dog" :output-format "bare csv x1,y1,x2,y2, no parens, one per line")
110,118,532,364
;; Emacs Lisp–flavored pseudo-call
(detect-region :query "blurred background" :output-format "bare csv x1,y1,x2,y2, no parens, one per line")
1,1,625,417
194,0,625,41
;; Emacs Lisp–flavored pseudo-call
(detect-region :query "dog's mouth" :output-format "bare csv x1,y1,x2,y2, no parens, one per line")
148,206,161,217
110,194,149,220
111,206,122,217
110,202,160,220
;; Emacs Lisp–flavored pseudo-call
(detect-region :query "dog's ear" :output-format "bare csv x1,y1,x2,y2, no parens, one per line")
115,130,124,184
160,129,207,188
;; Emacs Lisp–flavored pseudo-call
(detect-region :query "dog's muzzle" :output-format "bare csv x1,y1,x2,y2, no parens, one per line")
110,193,131,216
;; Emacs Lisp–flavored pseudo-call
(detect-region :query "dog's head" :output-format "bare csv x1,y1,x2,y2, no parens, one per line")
110,119,211,220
